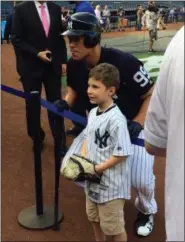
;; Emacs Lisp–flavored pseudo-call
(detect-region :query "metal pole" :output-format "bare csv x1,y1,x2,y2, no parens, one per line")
52,114,66,230
30,91,43,215
17,91,63,229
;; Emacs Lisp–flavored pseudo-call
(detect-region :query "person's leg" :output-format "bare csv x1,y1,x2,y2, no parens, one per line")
43,69,66,154
91,222,106,241
130,130,157,237
157,17,161,29
138,18,142,31
112,232,127,241
118,18,121,31
66,98,87,137
21,77,44,139
99,199,127,241
108,18,111,31
121,18,125,31
86,197,106,241
105,18,108,32
106,18,109,31
161,17,166,29
149,30,154,51
135,18,138,30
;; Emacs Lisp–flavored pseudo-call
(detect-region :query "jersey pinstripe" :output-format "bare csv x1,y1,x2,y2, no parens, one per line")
84,105,133,203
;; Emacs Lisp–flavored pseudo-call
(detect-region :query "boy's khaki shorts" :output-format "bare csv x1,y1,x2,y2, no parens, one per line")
86,197,126,236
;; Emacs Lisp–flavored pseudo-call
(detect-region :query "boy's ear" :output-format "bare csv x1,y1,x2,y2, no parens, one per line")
109,86,116,96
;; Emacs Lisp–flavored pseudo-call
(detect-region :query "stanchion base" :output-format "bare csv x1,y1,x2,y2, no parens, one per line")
17,205,63,230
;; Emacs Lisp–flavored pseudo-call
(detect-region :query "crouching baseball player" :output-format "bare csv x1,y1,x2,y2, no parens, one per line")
57,12,157,237
61,63,133,241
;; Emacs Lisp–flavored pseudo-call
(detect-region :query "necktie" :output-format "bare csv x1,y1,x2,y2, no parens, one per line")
40,4,49,37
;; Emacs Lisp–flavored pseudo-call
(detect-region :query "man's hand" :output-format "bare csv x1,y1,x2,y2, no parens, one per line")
37,50,52,62
54,99,70,112
61,64,67,76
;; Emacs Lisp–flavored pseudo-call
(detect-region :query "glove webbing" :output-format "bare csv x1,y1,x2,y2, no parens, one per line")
70,157,86,174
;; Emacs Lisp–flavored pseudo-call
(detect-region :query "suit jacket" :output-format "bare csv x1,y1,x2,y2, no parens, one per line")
11,1,67,78
4,13,13,40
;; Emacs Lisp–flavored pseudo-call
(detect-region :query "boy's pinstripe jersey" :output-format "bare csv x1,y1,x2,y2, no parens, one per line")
84,104,133,203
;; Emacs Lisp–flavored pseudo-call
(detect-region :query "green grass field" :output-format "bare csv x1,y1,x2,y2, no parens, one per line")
134,52,164,59
62,52,164,86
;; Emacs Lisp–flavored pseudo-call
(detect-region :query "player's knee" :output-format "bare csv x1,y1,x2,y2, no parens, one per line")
132,180,151,190
132,179,155,194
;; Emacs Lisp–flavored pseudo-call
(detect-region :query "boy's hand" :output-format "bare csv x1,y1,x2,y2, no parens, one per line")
95,164,104,174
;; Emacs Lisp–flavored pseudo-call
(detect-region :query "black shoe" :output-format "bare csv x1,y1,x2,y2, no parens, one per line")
135,212,154,237
66,126,82,137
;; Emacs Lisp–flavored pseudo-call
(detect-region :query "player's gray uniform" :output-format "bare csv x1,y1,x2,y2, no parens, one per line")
61,110,157,213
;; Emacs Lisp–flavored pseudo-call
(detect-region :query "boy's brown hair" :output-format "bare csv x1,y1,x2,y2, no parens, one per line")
89,63,120,90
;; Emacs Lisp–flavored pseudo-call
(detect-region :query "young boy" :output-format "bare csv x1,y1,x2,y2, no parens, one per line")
80,63,133,241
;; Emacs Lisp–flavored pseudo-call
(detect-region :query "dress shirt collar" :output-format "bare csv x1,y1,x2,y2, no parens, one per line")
34,1,47,9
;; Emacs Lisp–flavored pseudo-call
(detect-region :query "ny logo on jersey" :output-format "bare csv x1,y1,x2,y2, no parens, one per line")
95,128,110,149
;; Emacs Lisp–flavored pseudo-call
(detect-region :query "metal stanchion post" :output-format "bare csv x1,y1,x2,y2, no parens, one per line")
17,91,63,230
52,115,65,230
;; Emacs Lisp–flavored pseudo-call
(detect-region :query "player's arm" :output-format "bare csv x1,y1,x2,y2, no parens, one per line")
54,86,77,111
65,86,78,108
133,85,155,126
95,155,127,174
64,61,79,108
127,59,155,126
55,60,78,111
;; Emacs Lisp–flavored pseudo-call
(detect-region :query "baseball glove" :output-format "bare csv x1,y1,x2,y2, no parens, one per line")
61,154,101,183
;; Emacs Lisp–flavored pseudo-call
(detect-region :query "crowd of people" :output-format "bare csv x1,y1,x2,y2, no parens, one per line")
2,1,184,47
59,0,184,52
60,1,184,33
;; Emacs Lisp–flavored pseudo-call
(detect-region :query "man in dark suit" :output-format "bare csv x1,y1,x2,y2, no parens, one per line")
11,1,67,152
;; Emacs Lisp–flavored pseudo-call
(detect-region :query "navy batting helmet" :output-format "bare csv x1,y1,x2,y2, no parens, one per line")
62,12,101,48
